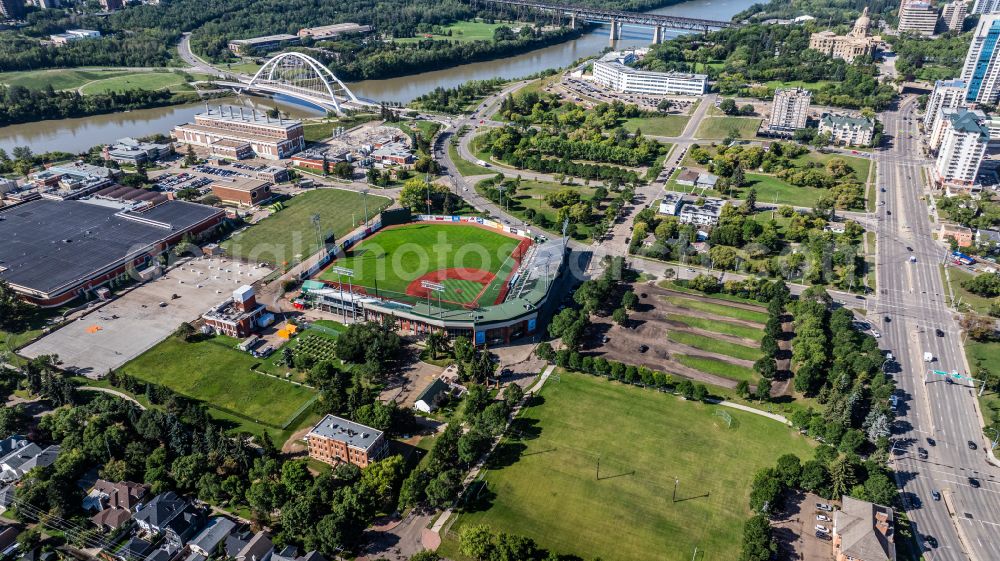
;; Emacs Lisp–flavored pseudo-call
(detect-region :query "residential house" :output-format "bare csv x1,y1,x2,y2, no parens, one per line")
975,228,1000,250
940,223,975,247
0,439,60,483
679,197,728,226
833,496,896,561
88,479,149,529
189,517,237,557
132,492,204,548
236,531,274,561
675,169,700,186
695,173,719,190
271,545,326,561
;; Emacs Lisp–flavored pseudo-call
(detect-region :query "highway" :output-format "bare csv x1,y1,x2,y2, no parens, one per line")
875,96,1000,561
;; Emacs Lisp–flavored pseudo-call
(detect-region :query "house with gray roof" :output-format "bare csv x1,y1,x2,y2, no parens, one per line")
833,496,896,561
189,517,237,557
236,531,273,561
133,492,204,548
0,441,60,483
414,378,452,413
271,545,326,561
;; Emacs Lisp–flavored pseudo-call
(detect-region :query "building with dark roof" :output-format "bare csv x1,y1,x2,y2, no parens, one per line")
133,492,204,548
414,378,452,413
0,198,224,307
189,517,237,557
819,113,875,146
307,414,388,468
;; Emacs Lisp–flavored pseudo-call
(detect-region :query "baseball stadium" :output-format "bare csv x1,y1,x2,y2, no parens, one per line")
299,210,567,345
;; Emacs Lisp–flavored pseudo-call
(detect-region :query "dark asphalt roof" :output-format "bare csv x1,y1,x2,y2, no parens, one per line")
0,199,222,297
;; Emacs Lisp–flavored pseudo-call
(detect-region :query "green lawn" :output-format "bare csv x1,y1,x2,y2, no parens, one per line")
665,296,768,323
395,20,510,43
0,68,136,90
743,173,829,208
225,61,263,75
623,115,689,137
476,178,607,242
441,372,813,561
945,266,996,314
794,151,871,183
675,354,757,382
667,331,762,361
119,334,318,429
666,313,764,341
221,189,391,268
695,117,762,140
79,71,188,95
303,122,337,143
450,143,493,176
318,222,520,305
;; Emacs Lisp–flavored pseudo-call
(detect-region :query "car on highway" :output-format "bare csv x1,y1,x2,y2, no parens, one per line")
884,315,891,323
924,535,938,548
906,246,913,251
935,328,944,337
918,447,928,459
816,503,833,512
969,477,980,488
968,440,978,450
932,490,941,501
909,255,917,263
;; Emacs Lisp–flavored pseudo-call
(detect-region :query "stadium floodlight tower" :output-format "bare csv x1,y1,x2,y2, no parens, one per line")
329,266,355,322
420,280,445,318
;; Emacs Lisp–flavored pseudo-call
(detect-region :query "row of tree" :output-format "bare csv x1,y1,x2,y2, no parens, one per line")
0,85,177,127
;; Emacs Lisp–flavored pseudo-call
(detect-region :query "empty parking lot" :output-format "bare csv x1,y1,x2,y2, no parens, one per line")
21,256,271,377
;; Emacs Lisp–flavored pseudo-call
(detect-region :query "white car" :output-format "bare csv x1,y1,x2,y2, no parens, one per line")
871,329,881,338
816,514,831,522
816,503,834,512
815,525,830,534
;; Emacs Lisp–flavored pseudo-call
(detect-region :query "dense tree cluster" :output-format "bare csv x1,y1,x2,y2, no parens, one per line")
893,32,973,82
938,195,1000,232
398,178,464,214
0,32,178,72
0,85,176,127
640,23,895,109
963,272,1000,298
412,79,507,114
459,522,598,561
736,0,897,25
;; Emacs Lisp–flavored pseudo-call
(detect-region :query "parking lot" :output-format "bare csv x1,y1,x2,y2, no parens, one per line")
21,256,272,378
772,490,837,561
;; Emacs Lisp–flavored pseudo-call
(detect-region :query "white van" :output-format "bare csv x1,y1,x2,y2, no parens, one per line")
924,352,934,363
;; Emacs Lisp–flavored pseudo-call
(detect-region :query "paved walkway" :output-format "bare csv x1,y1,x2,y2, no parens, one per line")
78,386,146,410
717,400,789,424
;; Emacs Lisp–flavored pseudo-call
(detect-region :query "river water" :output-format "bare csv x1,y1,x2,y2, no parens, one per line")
0,0,758,155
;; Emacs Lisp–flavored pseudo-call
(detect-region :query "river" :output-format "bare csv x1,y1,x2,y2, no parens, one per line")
0,0,759,155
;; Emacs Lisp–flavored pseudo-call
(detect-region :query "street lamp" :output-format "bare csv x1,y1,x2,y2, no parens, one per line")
421,280,445,318
329,266,354,322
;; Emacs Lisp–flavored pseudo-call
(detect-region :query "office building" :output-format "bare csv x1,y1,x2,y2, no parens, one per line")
768,88,811,132
940,1,968,31
104,137,173,164
832,496,896,561
307,414,388,468
172,105,305,160
227,34,300,56
593,50,708,96
679,197,728,226
923,79,967,129
298,23,371,40
210,178,273,206
961,14,1000,103
808,7,881,62
898,0,940,35
819,113,876,146
973,0,1000,14
49,29,101,45
0,0,24,18
934,109,989,189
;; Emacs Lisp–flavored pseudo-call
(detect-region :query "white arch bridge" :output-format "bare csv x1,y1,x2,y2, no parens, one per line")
217,52,376,114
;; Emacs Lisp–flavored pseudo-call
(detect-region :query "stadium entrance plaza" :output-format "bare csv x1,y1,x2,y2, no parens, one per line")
21,256,272,378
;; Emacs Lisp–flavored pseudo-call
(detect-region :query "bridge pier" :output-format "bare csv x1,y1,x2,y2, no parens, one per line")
652,25,662,44
609,18,617,46
570,12,576,29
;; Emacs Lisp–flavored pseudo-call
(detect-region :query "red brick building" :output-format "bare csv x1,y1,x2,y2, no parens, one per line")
306,414,388,468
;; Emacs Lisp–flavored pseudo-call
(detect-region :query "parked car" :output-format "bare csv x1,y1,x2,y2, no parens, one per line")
815,525,830,534
816,514,830,522
927,437,936,446
816,503,833,512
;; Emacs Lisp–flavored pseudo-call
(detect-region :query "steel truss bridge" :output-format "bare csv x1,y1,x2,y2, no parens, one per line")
217,52,374,114
476,0,737,44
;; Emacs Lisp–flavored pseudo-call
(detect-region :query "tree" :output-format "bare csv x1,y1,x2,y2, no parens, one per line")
829,456,856,498
960,313,996,342
184,145,197,166
460,524,495,561
740,514,776,561
621,290,638,310
612,307,628,326
732,165,746,188
774,454,801,487
748,469,782,513
333,161,354,179
719,98,738,115
745,187,757,212
281,460,313,495
425,330,447,360
0,280,26,330
425,469,461,507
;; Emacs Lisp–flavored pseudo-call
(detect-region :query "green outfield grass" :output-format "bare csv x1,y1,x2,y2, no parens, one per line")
675,354,757,382
318,222,521,306
79,71,188,95
622,115,689,137
221,189,390,268
666,313,764,341
665,296,769,323
695,116,762,139
119,334,317,430
667,331,763,361
440,371,813,561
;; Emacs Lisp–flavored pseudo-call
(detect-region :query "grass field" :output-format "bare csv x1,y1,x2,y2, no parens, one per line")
395,20,510,43
744,173,829,207
675,354,757,382
450,143,493,176
79,72,188,95
944,266,995,314
623,115,689,137
666,296,769,323
119,334,317,430
475,177,608,242
221,189,390,268
667,331,762,361
666,313,764,341
318,222,521,306
0,68,138,90
695,116,762,140
441,372,813,561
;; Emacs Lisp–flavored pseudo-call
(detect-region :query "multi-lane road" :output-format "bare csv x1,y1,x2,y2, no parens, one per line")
875,96,1000,561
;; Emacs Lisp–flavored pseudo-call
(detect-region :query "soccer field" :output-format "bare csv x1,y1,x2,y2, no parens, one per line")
318,222,526,307
442,372,814,561
221,189,390,267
